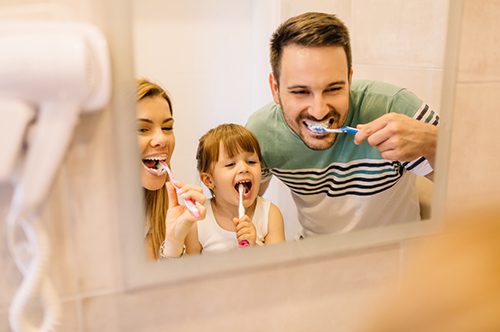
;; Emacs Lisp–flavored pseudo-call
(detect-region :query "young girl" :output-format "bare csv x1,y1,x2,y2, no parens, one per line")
185,124,285,254
137,79,206,260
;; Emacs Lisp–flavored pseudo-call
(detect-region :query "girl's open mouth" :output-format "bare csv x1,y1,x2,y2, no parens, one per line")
234,180,252,198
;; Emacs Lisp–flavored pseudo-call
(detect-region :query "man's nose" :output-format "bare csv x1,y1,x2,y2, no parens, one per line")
308,94,329,120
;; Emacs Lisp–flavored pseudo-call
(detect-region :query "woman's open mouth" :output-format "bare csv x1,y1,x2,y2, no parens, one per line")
142,155,167,176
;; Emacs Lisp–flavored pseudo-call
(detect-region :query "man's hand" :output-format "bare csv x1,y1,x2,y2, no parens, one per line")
354,113,438,168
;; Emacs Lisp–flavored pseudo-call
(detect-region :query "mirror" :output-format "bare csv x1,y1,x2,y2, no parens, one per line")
122,0,455,286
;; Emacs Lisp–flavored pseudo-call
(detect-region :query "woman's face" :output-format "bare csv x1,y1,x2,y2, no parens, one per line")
137,95,175,190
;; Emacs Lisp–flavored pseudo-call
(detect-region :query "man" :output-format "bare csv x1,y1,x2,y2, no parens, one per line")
246,12,438,237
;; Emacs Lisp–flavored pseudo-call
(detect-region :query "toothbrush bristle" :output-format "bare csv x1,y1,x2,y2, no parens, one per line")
306,122,328,133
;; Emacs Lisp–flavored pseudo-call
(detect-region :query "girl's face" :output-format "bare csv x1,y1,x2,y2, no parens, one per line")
203,142,261,209
137,95,175,191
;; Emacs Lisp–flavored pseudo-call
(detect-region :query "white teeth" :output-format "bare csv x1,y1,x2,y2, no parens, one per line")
143,155,167,161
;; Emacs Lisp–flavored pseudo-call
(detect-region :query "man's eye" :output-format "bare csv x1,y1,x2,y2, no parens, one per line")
290,90,307,95
326,87,341,93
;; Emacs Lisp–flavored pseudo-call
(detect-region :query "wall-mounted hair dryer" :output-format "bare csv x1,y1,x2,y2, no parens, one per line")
0,20,110,211
0,20,111,332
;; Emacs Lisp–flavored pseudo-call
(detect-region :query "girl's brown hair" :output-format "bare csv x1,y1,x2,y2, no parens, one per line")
136,78,172,260
196,123,263,175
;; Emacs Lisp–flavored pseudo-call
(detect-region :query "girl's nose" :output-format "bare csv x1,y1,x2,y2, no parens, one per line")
236,160,248,173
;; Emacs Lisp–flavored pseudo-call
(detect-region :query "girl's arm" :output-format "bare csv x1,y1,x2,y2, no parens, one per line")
264,203,285,244
185,223,202,254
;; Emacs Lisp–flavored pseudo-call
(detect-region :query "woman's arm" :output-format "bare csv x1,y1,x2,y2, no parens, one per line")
185,223,202,254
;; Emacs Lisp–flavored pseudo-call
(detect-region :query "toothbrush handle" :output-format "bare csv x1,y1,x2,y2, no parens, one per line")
341,126,358,134
183,197,201,219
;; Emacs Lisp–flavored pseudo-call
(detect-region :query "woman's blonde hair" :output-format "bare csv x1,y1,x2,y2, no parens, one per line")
136,78,173,260
196,123,263,174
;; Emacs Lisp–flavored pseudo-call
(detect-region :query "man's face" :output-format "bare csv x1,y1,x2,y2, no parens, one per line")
270,45,352,150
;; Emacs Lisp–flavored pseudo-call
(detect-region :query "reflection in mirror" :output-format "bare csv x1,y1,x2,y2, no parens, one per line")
131,0,449,261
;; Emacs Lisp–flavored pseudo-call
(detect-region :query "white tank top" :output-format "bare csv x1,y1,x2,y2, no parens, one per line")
197,196,270,253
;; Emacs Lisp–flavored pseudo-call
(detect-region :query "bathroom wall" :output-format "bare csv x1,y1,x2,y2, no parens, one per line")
1,0,499,331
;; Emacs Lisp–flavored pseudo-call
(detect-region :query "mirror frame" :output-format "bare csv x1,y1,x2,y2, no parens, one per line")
115,0,463,289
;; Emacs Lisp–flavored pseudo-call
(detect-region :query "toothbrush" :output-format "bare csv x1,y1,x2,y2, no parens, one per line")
238,184,250,247
306,121,358,134
157,161,200,219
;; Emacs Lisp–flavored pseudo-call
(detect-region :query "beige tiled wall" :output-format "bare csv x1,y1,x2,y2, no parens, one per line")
2,0,499,331
445,0,500,211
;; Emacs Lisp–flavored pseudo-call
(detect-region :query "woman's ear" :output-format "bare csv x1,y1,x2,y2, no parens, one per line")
200,172,214,189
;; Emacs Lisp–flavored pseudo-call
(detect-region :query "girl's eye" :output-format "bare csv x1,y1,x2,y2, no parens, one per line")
248,160,258,165
224,162,235,168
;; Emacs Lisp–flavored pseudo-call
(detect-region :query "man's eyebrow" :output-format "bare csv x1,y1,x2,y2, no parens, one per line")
287,80,346,90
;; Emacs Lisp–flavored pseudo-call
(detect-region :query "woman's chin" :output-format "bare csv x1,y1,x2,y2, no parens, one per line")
141,172,166,191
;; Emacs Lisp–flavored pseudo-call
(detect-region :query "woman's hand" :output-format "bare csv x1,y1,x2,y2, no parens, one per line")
233,215,257,245
162,181,206,257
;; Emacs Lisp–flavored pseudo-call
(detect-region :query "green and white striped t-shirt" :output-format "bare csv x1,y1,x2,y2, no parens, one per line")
247,80,439,236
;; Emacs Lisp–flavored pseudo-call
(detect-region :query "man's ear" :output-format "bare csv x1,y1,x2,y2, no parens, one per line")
348,68,353,85
200,172,214,189
269,73,280,104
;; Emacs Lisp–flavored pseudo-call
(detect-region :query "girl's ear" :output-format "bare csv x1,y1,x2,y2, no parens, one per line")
200,172,214,189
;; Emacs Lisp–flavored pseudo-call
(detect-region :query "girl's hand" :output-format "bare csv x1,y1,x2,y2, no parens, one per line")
163,181,206,257
233,215,256,245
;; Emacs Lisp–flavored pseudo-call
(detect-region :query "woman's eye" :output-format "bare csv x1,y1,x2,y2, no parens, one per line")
137,128,148,133
162,127,173,132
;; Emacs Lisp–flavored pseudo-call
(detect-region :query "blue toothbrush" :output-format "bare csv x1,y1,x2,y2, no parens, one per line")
306,121,358,134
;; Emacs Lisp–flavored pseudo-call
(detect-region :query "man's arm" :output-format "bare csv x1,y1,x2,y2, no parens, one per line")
354,113,438,181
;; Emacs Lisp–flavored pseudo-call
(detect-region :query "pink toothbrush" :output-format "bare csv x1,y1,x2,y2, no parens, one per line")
158,161,200,218
238,184,250,247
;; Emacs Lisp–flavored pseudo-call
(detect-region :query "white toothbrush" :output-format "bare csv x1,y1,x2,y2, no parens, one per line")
157,161,200,218
238,184,249,247
305,121,358,134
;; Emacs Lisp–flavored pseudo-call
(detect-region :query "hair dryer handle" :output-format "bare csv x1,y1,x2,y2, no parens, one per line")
12,101,79,212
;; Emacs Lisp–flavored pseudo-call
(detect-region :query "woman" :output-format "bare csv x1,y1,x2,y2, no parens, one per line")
136,79,206,260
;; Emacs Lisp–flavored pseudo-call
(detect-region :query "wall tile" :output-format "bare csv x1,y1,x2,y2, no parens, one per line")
352,0,449,68
446,83,500,208
458,0,500,82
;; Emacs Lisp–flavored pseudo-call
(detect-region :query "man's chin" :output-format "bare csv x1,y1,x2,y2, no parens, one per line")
300,135,335,150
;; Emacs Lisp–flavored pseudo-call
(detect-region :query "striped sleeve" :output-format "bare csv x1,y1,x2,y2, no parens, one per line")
402,103,439,176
